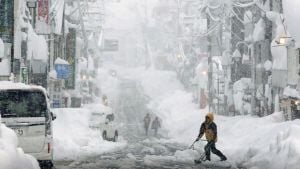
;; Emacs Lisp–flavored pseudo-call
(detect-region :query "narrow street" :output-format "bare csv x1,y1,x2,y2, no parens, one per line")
54,79,233,169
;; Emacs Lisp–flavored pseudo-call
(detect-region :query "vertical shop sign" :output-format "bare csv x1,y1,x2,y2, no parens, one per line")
65,28,76,89
0,0,14,43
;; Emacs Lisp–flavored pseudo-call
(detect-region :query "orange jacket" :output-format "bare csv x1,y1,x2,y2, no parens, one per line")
198,113,218,142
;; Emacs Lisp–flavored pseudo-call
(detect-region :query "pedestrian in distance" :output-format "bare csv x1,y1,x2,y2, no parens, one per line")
194,112,227,163
143,113,151,136
102,95,108,106
151,116,161,137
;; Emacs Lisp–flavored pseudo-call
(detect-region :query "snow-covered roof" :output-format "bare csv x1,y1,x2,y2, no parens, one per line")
0,81,47,94
55,57,69,65
27,24,48,62
49,69,57,79
283,86,300,98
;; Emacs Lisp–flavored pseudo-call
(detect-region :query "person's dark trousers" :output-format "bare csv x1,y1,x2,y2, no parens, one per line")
154,129,158,136
145,125,149,136
204,141,226,160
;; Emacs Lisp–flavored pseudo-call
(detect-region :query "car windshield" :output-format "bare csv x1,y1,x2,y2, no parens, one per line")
0,90,47,118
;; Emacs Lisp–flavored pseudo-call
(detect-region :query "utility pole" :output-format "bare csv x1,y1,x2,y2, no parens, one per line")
177,0,181,41
76,0,88,61
250,44,256,115
207,14,213,113
143,0,150,68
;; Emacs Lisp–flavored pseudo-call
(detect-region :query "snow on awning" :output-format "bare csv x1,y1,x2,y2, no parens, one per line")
50,0,65,35
55,57,69,65
27,24,48,62
283,86,300,99
49,69,57,79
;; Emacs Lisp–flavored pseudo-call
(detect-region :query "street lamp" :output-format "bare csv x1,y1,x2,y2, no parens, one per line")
275,35,292,46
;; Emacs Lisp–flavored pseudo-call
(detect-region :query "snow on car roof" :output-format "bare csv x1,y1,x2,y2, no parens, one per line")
84,103,113,114
0,81,47,93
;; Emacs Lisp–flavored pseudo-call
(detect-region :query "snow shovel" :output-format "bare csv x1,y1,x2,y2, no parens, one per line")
194,140,209,164
189,139,207,150
194,152,206,164
189,141,197,150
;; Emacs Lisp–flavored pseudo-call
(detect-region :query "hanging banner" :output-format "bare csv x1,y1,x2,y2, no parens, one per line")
0,0,14,43
36,0,50,34
20,67,28,84
65,28,76,89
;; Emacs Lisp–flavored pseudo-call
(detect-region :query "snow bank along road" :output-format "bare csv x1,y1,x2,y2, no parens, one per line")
54,78,234,169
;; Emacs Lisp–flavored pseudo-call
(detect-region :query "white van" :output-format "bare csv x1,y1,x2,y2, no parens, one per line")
0,82,55,169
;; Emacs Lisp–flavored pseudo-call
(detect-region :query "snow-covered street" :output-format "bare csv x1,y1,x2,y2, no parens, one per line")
53,77,232,169
2,0,300,169
51,65,300,169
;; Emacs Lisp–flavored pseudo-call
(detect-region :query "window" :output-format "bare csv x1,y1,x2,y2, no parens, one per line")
0,90,47,118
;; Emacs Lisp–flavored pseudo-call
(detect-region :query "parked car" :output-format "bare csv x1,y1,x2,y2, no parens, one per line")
88,104,118,142
0,82,55,169
102,114,118,142
88,104,113,129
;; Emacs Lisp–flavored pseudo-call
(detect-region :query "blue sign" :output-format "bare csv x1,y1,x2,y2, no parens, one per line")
52,100,60,108
55,64,70,79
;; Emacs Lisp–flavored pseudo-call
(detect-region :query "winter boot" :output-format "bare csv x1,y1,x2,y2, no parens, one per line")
220,155,227,161
194,159,202,164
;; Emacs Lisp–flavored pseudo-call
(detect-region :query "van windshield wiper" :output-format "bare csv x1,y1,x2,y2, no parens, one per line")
1,113,17,118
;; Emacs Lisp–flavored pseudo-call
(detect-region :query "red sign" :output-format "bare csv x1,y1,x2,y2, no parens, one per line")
36,0,50,34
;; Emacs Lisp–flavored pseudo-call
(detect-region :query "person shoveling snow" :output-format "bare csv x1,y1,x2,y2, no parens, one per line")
194,112,227,164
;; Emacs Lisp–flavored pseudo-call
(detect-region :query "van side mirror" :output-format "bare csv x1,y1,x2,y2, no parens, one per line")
51,112,57,121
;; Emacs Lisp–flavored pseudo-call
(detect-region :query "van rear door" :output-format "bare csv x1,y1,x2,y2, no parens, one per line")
0,90,48,153
5,117,46,153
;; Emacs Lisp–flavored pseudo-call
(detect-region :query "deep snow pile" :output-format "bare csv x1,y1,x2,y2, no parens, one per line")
53,107,127,161
96,66,120,104
118,66,300,169
0,117,40,169
115,67,201,142
219,112,300,169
